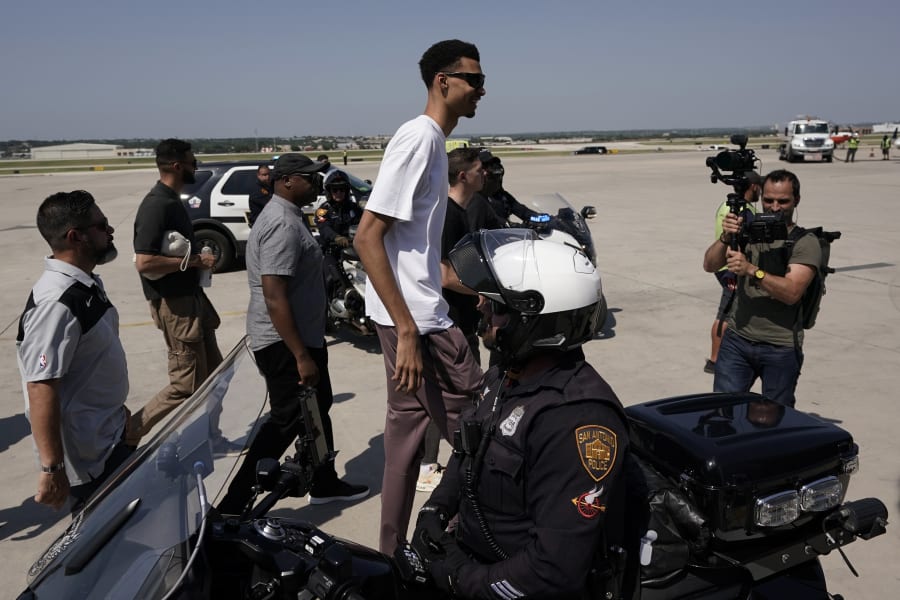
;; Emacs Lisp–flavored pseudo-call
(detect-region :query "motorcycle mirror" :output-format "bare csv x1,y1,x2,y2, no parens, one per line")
580,206,597,220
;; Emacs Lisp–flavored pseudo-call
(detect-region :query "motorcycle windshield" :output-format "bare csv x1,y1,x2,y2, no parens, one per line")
24,338,268,599
518,192,576,219
519,193,595,264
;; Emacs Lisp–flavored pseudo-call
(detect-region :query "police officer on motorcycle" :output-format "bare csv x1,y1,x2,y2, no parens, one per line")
412,229,632,599
316,171,362,298
473,151,544,226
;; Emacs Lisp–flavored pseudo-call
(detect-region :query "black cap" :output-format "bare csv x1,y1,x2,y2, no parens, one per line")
745,170,762,185
271,153,329,179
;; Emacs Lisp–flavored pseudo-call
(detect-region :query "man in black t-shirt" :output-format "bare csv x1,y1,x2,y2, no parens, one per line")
130,139,223,446
441,147,489,358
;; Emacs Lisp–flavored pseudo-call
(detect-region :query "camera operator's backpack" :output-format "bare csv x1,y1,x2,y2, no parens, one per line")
786,226,841,329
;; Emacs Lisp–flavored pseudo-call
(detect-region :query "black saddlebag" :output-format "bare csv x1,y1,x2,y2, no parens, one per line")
625,392,857,544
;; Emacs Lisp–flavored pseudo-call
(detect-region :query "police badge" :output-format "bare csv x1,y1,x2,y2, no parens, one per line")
500,406,525,437
575,425,617,482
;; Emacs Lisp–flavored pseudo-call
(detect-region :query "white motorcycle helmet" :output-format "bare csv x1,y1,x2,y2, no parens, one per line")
449,228,604,365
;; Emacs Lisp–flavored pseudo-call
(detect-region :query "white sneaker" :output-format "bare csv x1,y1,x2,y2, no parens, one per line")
416,464,443,493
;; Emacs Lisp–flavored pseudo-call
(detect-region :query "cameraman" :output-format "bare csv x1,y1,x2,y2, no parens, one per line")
702,169,820,407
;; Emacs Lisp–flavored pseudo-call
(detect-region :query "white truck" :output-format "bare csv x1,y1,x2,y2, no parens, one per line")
779,118,835,163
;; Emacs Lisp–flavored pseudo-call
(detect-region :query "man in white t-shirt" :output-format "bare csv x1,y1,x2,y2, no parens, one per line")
354,39,487,554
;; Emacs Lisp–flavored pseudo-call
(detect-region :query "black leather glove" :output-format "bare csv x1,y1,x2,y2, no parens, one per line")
412,503,450,562
428,535,470,597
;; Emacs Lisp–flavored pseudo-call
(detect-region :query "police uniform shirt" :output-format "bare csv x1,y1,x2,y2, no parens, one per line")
314,198,361,245
430,351,629,599
16,258,129,486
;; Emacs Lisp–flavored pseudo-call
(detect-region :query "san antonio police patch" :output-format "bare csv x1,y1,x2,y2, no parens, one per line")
575,425,617,482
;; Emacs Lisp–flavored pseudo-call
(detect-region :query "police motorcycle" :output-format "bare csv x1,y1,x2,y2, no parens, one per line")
18,339,422,600
321,222,371,336
19,242,888,600
314,171,373,336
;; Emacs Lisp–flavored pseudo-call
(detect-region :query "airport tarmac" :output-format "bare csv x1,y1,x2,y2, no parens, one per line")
0,150,897,597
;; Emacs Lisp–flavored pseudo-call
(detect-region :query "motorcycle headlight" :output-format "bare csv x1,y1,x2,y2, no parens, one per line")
755,491,800,527
799,476,844,512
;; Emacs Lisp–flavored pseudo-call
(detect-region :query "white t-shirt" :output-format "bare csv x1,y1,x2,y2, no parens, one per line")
364,115,452,333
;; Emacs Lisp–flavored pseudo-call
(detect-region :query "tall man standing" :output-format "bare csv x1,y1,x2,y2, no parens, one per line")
17,191,132,513
418,146,489,494
130,139,222,445
354,39,486,554
217,154,368,514
702,169,820,407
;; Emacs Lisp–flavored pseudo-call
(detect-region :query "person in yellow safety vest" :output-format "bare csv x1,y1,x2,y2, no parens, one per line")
846,136,860,163
881,135,891,160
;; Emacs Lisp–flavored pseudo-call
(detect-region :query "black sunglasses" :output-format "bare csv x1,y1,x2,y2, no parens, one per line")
441,71,485,89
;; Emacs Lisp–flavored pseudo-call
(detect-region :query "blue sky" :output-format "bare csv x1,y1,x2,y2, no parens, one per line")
2,0,898,140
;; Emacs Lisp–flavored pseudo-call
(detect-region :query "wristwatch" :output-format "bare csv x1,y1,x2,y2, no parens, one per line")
40,461,66,474
754,269,766,281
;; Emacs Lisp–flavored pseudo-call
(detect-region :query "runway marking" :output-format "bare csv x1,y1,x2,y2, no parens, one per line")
833,262,893,273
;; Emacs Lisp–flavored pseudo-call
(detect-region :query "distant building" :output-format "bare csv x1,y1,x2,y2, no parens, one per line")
872,122,900,134
31,143,120,160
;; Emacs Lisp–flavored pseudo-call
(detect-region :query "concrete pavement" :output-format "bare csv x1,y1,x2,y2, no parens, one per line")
1,151,897,597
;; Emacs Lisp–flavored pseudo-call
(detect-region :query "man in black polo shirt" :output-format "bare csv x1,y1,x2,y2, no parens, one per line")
129,138,223,445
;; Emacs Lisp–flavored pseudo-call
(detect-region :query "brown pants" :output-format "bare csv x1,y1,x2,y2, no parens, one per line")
127,291,222,445
376,324,483,554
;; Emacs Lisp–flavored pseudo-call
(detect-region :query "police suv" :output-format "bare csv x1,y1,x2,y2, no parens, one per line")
180,160,371,271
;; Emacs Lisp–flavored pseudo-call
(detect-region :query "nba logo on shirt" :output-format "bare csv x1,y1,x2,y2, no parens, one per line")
39,354,47,370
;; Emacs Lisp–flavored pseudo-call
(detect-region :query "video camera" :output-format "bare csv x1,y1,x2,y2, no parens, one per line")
706,134,758,208
706,135,786,246
745,212,788,244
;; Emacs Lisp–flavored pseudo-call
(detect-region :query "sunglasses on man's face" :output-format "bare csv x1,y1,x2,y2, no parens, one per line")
441,71,486,90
